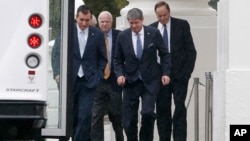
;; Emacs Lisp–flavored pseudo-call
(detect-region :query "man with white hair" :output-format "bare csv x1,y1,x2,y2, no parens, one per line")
91,11,124,141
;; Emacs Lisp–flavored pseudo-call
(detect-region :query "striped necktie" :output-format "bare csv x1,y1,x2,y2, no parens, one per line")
104,34,110,79
163,24,169,51
136,33,142,59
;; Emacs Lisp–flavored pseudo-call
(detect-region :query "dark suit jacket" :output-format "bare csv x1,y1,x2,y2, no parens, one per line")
73,24,107,88
113,26,171,94
150,17,197,81
109,29,122,92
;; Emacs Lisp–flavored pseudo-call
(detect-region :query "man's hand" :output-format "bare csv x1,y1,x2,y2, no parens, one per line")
117,76,126,86
162,75,170,86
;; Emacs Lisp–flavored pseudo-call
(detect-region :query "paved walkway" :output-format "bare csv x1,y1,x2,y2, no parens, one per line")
46,124,160,141
46,124,112,141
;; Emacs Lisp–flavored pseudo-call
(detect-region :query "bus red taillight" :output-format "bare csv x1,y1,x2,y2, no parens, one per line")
28,34,41,48
29,14,42,28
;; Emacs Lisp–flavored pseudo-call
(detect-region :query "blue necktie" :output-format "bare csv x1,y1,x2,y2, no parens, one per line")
136,33,142,59
163,25,168,51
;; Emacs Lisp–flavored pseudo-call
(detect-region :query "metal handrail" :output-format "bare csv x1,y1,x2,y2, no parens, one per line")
193,77,200,141
205,72,213,141
193,72,213,141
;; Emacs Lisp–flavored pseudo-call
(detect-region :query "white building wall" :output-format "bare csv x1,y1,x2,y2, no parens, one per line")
213,0,250,141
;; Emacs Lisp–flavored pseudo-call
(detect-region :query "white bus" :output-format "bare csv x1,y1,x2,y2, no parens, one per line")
0,0,74,140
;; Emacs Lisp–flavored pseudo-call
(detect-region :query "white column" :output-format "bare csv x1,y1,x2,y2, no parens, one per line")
116,0,217,141
213,0,250,141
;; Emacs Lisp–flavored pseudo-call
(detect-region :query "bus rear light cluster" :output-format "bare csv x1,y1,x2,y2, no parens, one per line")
26,13,43,69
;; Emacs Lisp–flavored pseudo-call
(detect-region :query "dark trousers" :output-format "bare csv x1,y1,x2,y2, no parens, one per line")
123,80,156,141
156,79,189,141
91,79,124,141
73,77,96,141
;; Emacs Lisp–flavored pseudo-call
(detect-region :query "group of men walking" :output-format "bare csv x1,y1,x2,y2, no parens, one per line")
51,1,197,141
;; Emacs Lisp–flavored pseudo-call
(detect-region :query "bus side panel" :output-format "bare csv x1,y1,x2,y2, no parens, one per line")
0,0,49,101
0,0,49,139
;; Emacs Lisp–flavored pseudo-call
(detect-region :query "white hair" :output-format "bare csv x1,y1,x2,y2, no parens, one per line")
98,11,113,22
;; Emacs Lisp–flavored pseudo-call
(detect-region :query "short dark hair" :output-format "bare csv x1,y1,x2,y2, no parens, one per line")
154,1,170,12
127,8,143,20
76,5,92,16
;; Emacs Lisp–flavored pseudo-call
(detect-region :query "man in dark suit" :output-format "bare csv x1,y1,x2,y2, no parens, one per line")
72,5,107,141
91,11,124,141
150,1,197,141
51,16,98,89
113,8,171,141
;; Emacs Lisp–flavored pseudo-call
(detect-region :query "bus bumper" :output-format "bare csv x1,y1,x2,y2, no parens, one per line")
0,100,47,139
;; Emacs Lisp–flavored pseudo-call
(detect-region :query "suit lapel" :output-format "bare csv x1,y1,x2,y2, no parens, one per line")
143,26,151,56
126,29,137,58
74,24,81,59
82,26,95,57
111,30,117,60
170,17,177,51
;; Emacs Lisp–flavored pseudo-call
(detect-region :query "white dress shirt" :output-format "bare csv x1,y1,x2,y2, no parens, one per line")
76,24,89,77
157,19,171,52
132,27,144,56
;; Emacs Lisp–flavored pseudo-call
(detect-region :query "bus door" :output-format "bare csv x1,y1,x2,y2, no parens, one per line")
41,0,75,139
